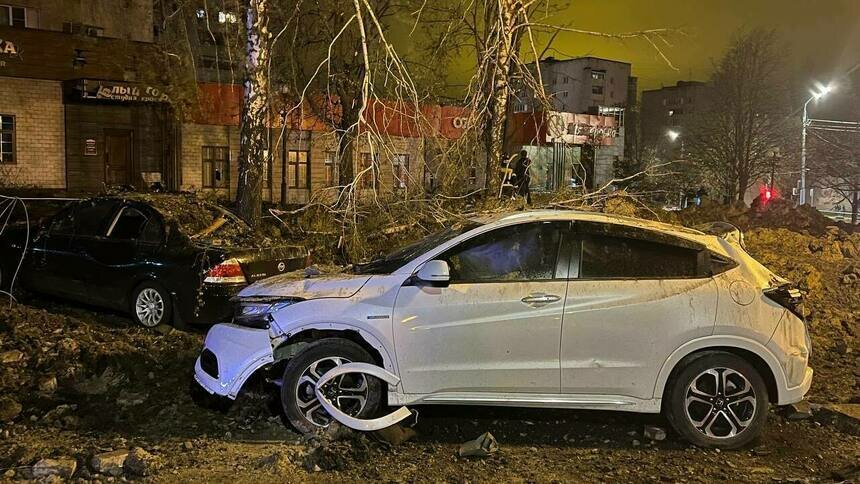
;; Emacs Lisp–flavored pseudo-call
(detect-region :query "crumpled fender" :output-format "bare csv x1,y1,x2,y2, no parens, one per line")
195,324,274,399
314,362,413,431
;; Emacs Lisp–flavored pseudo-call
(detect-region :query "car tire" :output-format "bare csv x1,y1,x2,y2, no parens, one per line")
130,281,173,328
281,338,383,435
666,351,769,449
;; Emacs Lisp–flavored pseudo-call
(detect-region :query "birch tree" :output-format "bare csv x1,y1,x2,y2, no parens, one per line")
235,0,271,226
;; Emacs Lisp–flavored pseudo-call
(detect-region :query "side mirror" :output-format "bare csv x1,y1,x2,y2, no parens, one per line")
415,260,450,286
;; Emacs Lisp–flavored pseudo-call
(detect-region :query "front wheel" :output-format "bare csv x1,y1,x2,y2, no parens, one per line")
281,338,383,435
665,352,769,449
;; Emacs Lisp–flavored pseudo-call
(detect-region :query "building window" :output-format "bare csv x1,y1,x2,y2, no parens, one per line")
592,85,604,95
0,5,26,28
262,150,272,189
468,164,477,186
392,154,409,189
0,115,14,164
201,146,230,189
288,150,310,189
324,151,338,187
591,70,605,81
359,152,379,189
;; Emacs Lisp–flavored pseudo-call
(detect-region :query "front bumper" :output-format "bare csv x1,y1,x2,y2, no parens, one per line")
194,323,274,399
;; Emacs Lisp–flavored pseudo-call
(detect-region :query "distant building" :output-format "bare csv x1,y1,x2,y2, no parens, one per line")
640,81,709,157
511,56,633,190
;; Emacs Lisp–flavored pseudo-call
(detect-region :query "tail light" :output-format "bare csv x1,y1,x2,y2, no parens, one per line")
204,258,246,284
763,284,804,320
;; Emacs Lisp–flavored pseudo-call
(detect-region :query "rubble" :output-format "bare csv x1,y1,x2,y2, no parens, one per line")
90,449,128,476
784,400,814,420
643,425,667,441
124,447,163,476
458,432,499,458
32,457,77,479
0,396,22,422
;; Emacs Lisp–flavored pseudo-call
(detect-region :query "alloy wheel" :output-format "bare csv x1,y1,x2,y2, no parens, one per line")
135,288,165,327
295,356,369,427
684,367,757,439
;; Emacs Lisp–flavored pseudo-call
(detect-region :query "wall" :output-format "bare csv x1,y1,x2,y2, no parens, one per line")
0,76,65,188
6,0,154,42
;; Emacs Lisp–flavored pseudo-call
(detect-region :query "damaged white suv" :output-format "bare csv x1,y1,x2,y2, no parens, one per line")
194,211,812,449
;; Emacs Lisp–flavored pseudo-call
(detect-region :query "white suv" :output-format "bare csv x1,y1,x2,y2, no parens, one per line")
194,210,812,448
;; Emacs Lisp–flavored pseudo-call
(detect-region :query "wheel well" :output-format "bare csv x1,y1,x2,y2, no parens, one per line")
273,329,385,368
663,346,779,404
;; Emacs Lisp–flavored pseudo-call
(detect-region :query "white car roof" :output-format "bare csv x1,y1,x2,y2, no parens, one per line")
470,209,724,253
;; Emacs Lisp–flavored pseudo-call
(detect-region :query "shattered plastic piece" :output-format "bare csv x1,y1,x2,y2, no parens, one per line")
458,432,499,458
643,425,667,441
314,362,413,432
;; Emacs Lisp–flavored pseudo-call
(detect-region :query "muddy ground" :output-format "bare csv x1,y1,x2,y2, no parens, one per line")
1,202,859,482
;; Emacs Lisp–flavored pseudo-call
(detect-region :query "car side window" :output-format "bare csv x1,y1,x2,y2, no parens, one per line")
108,207,151,241
440,222,563,283
74,200,120,237
49,205,77,236
579,234,699,279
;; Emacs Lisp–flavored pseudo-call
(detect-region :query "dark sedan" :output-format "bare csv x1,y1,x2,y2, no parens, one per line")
0,195,307,327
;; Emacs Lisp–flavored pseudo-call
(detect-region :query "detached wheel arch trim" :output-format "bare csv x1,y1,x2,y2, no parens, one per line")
652,335,787,404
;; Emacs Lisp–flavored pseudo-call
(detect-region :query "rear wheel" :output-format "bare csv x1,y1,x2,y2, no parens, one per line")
131,282,172,328
281,338,382,435
665,352,768,449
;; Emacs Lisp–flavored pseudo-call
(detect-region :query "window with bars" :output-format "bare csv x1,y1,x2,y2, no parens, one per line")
359,152,379,189
392,154,409,189
201,146,229,188
0,115,15,164
288,150,310,189
324,151,338,187
0,5,26,27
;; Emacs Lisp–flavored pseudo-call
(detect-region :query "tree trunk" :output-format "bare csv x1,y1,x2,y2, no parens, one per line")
235,0,270,227
337,103,359,190
484,0,521,196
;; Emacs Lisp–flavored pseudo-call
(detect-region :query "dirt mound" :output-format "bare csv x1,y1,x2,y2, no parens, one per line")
675,199,855,236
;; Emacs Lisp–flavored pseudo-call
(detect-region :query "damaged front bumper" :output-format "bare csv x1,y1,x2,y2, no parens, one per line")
194,323,274,399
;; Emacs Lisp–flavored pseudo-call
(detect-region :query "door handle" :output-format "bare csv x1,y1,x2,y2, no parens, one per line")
521,293,561,305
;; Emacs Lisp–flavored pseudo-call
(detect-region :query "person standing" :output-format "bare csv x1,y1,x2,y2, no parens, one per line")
513,150,532,204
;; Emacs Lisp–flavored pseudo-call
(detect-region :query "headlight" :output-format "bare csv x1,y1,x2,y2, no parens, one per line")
233,297,302,329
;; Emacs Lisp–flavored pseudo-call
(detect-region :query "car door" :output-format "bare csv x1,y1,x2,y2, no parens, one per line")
392,221,571,396
63,199,122,302
560,221,718,400
25,203,80,297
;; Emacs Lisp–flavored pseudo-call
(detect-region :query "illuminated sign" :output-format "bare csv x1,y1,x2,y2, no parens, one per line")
0,39,18,56
76,80,170,103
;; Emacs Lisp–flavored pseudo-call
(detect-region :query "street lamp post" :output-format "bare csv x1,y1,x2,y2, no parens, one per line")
800,84,832,205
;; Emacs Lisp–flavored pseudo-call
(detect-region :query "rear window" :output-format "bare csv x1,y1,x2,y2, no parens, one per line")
580,234,700,279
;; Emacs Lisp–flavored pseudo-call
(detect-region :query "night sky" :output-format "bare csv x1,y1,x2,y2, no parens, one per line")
435,0,860,99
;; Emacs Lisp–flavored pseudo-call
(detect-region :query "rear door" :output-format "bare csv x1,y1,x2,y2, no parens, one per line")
25,203,79,297
560,222,717,400
64,199,122,302
392,221,570,396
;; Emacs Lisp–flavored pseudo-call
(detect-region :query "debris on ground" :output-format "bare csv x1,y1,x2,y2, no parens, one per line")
31,457,77,479
643,425,668,441
373,423,418,446
458,432,499,458
90,449,128,476
784,400,814,420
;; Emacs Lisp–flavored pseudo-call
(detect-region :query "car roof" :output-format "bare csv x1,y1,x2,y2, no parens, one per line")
471,209,720,250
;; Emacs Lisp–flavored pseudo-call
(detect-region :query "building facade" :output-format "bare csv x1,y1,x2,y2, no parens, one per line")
640,80,709,158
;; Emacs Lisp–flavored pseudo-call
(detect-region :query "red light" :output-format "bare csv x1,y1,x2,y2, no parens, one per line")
205,259,246,283
765,189,772,200
759,184,779,205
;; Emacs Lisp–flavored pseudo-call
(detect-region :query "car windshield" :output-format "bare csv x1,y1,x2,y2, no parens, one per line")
353,222,481,275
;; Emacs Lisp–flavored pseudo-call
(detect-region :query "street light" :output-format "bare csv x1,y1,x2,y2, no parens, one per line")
800,83,834,205
666,129,680,142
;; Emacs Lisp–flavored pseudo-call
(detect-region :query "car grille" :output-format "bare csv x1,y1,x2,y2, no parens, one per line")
200,348,219,379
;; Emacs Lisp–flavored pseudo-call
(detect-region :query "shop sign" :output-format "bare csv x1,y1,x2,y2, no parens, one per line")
546,111,617,146
80,81,170,103
84,139,97,156
0,39,18,56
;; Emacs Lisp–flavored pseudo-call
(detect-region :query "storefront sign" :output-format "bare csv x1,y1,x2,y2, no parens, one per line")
0,39,18,56
451,116,468,129
84,139,97,156
546,111,618,146
77,80,170,103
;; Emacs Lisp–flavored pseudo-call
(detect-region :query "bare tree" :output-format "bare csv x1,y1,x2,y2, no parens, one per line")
686,29,793,203
235,0,271,226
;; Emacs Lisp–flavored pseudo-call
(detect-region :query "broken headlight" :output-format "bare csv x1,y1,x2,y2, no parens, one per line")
763,284,805,321
233,297,302,329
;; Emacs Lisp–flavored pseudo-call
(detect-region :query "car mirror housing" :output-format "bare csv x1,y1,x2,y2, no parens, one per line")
416,260,450,286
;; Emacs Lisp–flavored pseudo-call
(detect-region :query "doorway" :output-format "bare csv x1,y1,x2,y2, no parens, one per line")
105,129,133,186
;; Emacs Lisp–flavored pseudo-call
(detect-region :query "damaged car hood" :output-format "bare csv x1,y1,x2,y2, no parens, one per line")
237,272,373,299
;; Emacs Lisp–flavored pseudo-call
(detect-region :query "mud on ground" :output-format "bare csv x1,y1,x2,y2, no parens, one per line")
0,201,859,482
